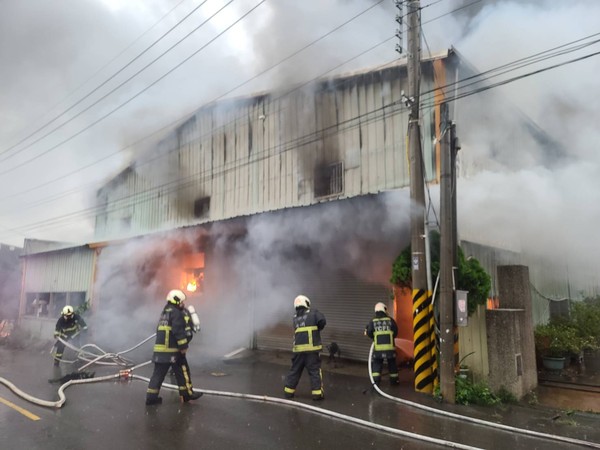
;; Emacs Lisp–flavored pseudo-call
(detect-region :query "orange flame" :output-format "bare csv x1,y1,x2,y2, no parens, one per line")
186,280,197,292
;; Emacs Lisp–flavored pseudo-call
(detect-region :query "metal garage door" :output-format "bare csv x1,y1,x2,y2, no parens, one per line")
256,270,390,362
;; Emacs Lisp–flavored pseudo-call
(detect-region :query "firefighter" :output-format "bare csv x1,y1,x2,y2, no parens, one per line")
53,305,88,366
283,295,326,401
365,302,399,385
146,289,202,405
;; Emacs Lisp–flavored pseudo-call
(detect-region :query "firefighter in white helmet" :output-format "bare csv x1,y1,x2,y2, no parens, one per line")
365,302,399,385
284,295,327,400
53,305,88,366
146,289,203,405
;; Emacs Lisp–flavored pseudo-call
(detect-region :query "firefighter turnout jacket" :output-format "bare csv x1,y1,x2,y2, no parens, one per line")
54,314,87,340
366,311,398,353
152,303,190,363
293,307,326,353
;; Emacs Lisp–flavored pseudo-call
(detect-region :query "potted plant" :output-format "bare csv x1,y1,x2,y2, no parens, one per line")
571,298,600,374
534,322,581,371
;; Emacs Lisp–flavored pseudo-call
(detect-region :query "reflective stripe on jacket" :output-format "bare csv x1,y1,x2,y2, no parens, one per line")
292,308,326,353
372,318,395,351
366,312,398,352
153,304,189,363
54,314,87,339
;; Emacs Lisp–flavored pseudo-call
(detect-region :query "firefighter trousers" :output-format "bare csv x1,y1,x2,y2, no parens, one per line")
284,352,324,399
371,350,399,384
146,353,195,401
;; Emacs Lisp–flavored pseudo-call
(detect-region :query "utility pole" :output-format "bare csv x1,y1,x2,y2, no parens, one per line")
405,0,434,394
439,103,456,403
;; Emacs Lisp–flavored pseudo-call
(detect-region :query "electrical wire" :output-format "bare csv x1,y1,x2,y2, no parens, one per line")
1,30,600,241
0,0,263,175
0,3,552,204
0,0,386,175
0,0,479,185
0,0,192,158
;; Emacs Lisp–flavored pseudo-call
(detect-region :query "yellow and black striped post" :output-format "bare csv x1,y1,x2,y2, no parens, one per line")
412,288,434,393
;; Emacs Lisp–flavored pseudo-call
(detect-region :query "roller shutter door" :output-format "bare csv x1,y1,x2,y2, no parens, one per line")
256,270,390,362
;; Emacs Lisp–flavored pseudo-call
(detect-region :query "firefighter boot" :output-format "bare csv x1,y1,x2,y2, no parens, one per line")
145,396,163,406
182,391,203,402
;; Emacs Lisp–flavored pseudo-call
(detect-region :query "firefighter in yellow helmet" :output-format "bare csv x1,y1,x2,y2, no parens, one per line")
53,305,88,366
365,302,399,385
146,289,203,405
283,295,327,400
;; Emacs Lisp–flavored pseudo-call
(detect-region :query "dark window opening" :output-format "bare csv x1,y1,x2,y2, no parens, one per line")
314,162,344,198
194,196,211,218
26,291,87,318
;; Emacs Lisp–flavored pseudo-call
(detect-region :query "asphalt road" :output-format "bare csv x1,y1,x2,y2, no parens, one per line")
1,345,599,450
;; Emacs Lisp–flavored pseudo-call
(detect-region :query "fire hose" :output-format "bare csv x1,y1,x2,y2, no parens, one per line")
0,336,481,449
366,343,600,449
51,334,156,369
1,337,598,449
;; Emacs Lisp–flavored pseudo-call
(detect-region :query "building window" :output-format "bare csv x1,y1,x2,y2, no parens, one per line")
25,291,87,318
194,196,211,218
314,162,344,198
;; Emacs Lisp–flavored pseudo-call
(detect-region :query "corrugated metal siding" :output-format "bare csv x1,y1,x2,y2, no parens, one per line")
94,59,444,240
256,271,390,362
24,247,94,292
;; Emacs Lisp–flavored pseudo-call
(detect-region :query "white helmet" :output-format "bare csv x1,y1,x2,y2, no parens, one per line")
294,295,311,309
167,289,186,305
374,302,387,313
62,305,74,317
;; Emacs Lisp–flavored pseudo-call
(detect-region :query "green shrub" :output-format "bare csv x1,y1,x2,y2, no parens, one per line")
534,323,581,358
390,231,491,315
455,376,500,406
571,298,600,350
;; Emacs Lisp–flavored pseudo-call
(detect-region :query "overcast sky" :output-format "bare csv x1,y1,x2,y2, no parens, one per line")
0,0,599,280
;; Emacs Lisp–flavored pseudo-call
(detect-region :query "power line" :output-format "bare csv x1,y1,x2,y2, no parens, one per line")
2,9,599,240
0,37,398,213
0,0,189,155
0,0,391,204
0,0,227,165
3,39,598,240
3,99,406,237
0,0,265,177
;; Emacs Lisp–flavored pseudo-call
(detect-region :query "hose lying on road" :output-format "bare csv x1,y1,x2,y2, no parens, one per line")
1,337,597,449
53,334,156,370
131,373,482,450
0,361,152,409
366,342,600,449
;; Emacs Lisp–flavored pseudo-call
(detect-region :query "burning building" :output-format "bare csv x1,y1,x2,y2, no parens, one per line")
17,49,592,366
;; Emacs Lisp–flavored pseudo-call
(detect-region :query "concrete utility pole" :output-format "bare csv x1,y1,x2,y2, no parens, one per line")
439,103,456,403
405,0,434,393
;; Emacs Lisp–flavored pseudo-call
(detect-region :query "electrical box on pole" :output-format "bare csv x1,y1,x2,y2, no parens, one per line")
455,290,468,327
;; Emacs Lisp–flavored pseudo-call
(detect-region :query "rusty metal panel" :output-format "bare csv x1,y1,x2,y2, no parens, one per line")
94,58,443,239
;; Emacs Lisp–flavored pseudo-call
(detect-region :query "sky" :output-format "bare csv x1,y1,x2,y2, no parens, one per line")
0,0,599,296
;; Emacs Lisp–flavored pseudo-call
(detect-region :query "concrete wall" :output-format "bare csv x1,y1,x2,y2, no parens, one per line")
458,304,489,381
486,265,537,398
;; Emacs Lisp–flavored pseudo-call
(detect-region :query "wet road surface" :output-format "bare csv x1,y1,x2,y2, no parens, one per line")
1,345,599,449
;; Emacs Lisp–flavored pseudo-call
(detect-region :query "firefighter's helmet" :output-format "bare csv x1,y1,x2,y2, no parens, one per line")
374,302,387,313
62,305,74,317
167,289,186,305
294,295,310,309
